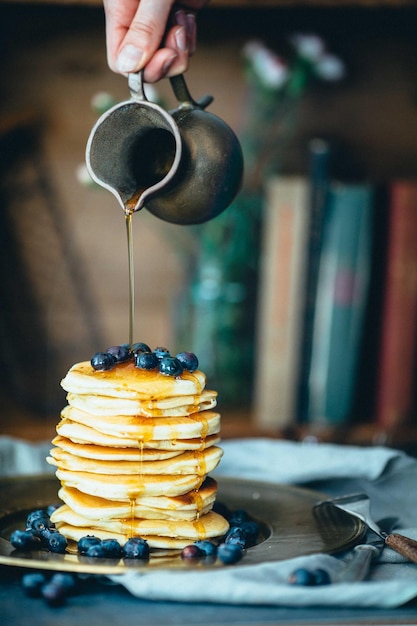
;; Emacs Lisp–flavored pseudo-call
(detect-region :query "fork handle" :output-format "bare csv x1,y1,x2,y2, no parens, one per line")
385,533,417,563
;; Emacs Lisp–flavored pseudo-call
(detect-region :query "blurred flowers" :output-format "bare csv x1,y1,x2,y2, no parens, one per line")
241,34,345,189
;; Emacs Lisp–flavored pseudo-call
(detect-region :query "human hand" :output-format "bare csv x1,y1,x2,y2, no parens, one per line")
103,0,209,81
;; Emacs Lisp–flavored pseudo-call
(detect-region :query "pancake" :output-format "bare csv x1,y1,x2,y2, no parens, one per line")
54,467,206,499
61,361,206,400
52,524,216,550
61,405,221,441
66,389,217,417
57,478,217,520
51,436,184,461
55,419,221,450
47,445,223,476
52,506,229,543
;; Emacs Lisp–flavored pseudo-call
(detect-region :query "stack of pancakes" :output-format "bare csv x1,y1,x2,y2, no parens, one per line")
47,360,229,549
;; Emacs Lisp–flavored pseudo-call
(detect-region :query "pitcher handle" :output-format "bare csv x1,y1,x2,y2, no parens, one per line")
169,74,213,110
128,71,148,102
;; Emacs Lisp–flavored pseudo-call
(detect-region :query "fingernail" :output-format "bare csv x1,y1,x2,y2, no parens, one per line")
186,13,196,54
174,9,187,28
175,26,187,52
162,54,177,75
116,44,144,73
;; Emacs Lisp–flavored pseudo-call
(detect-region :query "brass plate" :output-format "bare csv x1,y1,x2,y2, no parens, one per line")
0,474,365,574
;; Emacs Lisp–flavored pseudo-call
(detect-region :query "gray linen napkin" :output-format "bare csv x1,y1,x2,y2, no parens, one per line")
0,436,52,476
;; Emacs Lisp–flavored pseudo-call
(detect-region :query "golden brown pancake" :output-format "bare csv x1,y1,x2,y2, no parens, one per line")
57,477,217,520
47,445,223,476
60,406,220,441
54,467,206,499
55,419,220,450
66,389,217,417
52,506,229,544
61,361,206,400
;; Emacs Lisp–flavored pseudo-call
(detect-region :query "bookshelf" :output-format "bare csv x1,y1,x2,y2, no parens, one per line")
0,0,417,452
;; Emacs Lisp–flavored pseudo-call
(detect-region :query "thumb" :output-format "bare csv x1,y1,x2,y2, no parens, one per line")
104,0,175,74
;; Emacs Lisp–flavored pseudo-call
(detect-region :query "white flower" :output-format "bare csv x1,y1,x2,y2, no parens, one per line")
315,54,345,81
90,91,116,113
75,163,95,187
243,40,288,90
291,34,325,62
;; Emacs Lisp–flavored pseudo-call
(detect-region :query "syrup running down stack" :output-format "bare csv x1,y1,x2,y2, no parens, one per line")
47,345,229,550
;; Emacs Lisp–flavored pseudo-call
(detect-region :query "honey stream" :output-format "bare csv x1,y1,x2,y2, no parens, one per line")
122,198,209,542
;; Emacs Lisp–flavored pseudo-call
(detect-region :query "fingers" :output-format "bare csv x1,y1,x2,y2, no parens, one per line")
104,0,206,79
104,0,175,74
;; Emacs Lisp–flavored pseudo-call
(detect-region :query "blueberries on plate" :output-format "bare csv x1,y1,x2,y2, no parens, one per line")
217,543,243,565
77,535,101,554
181,544,204,559
85,543,107,559
10,529,42,551
101,538,122,558
122,537,150,560
193,540,218,557
47,532,68,554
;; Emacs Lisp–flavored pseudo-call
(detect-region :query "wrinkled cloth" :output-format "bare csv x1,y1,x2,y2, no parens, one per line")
3,436,417,607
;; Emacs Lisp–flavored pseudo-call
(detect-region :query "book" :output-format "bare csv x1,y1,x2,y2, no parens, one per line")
253,175,310,430
375,180,417,431
306,182,374,428
297,138,331,424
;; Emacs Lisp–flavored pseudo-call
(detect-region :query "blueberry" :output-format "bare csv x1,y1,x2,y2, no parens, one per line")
101,538,122,558
193,540,217,557
175,351,198,372
29,515,54,536
153,347,170,359
228,509,250,525
41,581,67,607
85,543,107,558
77,535,101,554
26,509,48,527
240,521,260,545
181,544,204,559
46,503,61,517
50,572,78,594
312,568,331,585
225,527,247,549
21,572,47,597
288,568,316,586
131,342,151,354
106,345,131,362
91,352,115,371
47,532,67,553
39,527,59,544
10,529,41,551
158,356,183,377
217,542,243,565
134,351,158,370
122,537,150,560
